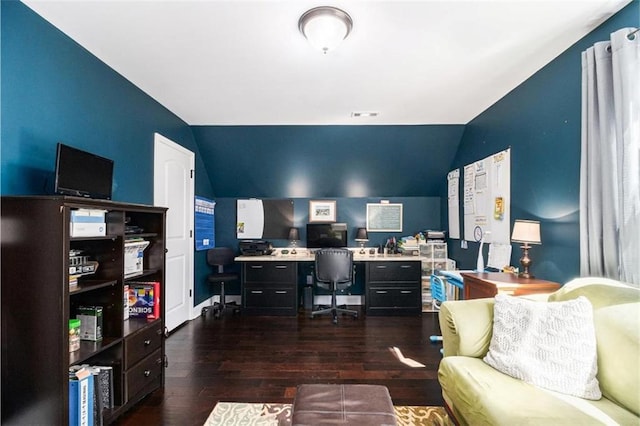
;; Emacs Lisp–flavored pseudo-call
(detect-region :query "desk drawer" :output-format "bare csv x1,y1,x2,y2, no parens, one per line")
367,261,421,282
125,321,163,368
124,349,163,402
244,262,296,283
367,287,421,315
244,287,296,308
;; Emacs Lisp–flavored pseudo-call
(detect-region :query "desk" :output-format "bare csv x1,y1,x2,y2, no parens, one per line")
461,272,561,300
235,252,423,316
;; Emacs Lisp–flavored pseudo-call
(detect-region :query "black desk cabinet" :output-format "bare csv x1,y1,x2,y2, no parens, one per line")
365,260,422,316
242,261,298,316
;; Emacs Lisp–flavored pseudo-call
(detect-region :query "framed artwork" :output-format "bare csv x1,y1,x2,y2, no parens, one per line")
309,200,337,222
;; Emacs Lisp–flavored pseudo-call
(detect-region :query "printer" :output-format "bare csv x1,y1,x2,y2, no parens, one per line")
239,240,274,256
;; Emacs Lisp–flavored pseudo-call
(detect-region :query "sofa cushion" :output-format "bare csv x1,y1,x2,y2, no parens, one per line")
483,294,601,399
439,356,639,426
548,280,640,414
593,303,640,416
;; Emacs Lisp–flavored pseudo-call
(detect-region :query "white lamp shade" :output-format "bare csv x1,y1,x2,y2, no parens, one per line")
299,7,353,53
511,220,541,244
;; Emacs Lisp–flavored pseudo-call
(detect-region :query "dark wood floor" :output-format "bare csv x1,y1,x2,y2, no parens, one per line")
114,307,445,425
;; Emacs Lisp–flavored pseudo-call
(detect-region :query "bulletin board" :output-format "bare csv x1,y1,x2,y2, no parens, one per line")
462,148,510,244
366,203,403,232
236,199,294,239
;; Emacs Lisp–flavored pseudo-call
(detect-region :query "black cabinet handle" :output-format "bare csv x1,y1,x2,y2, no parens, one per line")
144,370,151,377
144,339,151,346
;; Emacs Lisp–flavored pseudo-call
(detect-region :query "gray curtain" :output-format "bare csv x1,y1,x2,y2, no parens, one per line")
580,27,639,286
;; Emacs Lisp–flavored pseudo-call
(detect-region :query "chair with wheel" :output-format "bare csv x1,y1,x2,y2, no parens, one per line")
429,274,447,354
311,248,358,324
201,247,240,319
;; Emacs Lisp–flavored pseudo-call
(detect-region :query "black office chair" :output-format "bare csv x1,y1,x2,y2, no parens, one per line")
311,248,358,324
201,247,240,319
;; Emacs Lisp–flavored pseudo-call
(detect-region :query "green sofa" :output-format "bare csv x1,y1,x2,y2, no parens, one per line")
437,278,640,426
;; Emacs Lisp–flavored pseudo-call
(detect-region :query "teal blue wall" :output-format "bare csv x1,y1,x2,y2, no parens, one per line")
1,1,215,304
191,125,464,198
446,1,639,284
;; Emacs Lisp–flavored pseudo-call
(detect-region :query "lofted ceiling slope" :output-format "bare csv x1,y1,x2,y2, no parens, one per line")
22,0,632,126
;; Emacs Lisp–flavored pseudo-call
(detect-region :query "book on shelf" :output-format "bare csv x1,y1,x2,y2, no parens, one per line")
91,365,114,411
69,367,94,426
127,281,160,319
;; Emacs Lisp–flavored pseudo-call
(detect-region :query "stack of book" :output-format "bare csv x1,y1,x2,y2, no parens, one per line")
69,365,114,426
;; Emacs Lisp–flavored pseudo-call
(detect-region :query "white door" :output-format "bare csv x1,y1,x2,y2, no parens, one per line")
154,133,194,332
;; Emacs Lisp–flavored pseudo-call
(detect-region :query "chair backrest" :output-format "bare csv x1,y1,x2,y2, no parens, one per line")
430,275,447,309
315,248,353,286
207,247,236,273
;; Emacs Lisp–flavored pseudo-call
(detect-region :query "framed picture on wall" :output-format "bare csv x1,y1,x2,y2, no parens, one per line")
309,200,337,222
366,203,403,232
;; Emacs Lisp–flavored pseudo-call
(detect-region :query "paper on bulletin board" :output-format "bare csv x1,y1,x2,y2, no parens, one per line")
195,196,215,251
447,169,460,239
236,199,265,239
463,148,510,244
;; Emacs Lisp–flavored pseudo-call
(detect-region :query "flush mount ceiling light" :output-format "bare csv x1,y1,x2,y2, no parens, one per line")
351,111,379,118
298,6,353,54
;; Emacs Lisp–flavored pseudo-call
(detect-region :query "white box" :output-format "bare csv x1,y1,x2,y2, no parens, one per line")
71,209,106,223
71,222,106,237
124,240,150,278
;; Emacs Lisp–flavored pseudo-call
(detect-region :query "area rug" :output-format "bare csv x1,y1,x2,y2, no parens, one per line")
204,402,453,426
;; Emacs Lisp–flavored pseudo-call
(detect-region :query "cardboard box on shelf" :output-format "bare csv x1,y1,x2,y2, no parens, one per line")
124,240,150,278
127,282,160,319
76,306,103,341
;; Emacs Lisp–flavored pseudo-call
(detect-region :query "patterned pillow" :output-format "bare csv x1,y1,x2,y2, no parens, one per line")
484,294,601,399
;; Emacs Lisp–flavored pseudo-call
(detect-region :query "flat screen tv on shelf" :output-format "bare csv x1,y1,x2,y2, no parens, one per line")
306,223,348,248
54,143,114,200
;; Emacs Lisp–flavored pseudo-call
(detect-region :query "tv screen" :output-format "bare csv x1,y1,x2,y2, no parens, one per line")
55,143,114,200
306,223,348,248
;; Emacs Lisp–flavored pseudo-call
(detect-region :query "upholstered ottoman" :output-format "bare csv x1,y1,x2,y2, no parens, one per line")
291,384,397,425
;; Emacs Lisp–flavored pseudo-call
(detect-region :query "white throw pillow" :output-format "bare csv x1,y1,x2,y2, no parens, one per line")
483,294,602,400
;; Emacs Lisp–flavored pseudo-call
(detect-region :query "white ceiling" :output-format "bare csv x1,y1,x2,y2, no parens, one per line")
23,0,631,126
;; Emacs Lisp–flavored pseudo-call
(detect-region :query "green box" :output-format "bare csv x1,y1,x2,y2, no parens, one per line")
77,306,103,341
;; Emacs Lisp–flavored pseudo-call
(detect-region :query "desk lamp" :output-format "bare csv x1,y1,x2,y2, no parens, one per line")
511,219,541,278
288,227,300,255
355,228,369,254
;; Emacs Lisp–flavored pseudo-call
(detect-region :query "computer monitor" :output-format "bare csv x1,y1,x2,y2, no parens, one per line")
306,223,348,248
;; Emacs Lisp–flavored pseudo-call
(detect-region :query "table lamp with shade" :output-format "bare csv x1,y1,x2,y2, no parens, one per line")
511,219,541,278
355,228,369,254
288,227,300,255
